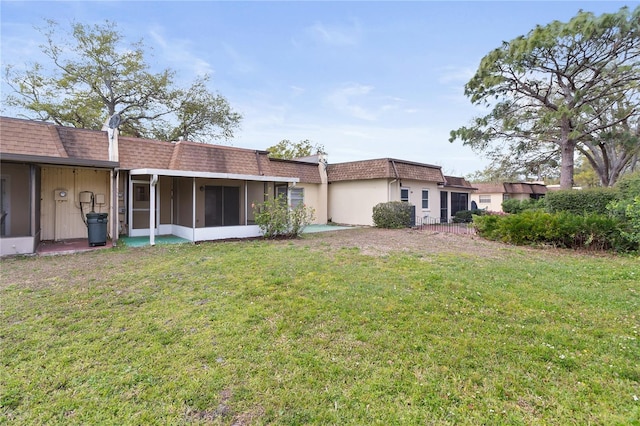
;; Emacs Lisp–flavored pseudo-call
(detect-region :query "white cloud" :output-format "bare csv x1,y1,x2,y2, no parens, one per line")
221,42,256,75
289,85,306,97
147,26,213,77
326,83,377,121
306,19,362,46
437,65,475,85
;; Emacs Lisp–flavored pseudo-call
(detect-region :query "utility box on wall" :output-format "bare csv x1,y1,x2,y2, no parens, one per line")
54,189,69,201
79,192,93,204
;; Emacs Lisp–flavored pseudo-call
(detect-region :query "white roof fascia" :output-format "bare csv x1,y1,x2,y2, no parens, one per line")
128,168,299,183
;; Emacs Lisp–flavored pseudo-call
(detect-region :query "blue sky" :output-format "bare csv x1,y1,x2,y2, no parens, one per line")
0,1,633,176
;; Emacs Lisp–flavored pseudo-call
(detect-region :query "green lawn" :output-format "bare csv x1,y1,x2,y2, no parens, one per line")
1,230,639,425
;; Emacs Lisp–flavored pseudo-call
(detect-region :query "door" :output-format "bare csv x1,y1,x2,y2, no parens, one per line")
451,192,469,217
205,186,223,226
205,186,240,227
440,191,448,223
131,181,158,233
0,176,8,236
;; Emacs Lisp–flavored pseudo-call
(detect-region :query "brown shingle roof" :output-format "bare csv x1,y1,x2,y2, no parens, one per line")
444,175,476,190
473,183,506,193
1,116,70,158
118,136,181,170
473,182,548,195
171,141,263,175
57,126,110,162
268,159,323,184
0,116,317,181
118,137,320,182
327,158,444,183
0,116,117,167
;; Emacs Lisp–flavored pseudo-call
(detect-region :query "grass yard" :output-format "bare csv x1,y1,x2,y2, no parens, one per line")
1,228,639,425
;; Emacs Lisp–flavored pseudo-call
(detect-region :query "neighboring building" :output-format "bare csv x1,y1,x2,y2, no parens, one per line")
442,176,478,223
471,182,547,212
326,158,475,226
1,116,476,255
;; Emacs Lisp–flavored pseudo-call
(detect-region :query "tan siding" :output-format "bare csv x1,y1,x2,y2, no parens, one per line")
41,167,110,240
328,179,390,226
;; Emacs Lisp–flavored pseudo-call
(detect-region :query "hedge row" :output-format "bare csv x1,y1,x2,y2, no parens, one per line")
473,210,636,251
544,188,617,215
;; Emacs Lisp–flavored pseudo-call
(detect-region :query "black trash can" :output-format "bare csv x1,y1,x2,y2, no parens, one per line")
86,212,108,246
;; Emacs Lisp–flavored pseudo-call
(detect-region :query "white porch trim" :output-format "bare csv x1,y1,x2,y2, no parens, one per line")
129,168,298,184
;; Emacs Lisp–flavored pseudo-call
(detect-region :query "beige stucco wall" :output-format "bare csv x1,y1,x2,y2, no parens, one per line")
471,192,530,212
40,166,111,240
296,183,326,224
328,178,443,226
471,192,503,212
328,179,391,226
400,179,441,223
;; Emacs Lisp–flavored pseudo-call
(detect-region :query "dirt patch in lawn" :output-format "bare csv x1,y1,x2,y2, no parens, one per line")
283,226,517,258
0,227,566,290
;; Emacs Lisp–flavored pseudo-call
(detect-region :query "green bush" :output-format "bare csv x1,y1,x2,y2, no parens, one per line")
453,209,486,223
372,201,413,228
253,195,315,238
472,212,502,239
474,210,634,251
615,171,640,200
502,198,543,214
545,188,618,215
606,172,640,247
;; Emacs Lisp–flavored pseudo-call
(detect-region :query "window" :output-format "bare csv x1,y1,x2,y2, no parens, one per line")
421,189,429,209
400,188,409,202
451,192,469,216
275,184,288,200
503,194,511,201
479,195,491,204
290,187,304,208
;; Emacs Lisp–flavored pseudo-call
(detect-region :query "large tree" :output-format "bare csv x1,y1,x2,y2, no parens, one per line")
266,139,326,160
450,6,640,188
3,19,241,142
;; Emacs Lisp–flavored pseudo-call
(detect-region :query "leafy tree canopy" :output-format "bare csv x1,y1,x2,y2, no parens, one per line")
3,19,242,142
450,6,640,188
267,139,326,160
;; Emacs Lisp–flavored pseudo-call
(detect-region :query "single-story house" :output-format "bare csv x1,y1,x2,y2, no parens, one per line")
326,158,476,226
0,116,323,256
470,182,547,212
1,116,476,256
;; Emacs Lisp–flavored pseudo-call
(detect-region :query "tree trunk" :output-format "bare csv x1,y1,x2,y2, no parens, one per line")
559,122,576,189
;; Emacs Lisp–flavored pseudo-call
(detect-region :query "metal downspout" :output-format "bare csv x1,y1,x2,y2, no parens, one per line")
149,174,158,246
389,160,400,202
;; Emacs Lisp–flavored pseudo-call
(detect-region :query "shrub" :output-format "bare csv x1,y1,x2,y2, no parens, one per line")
253,195,315,238
502,198,543,214
372,201,413,229
473,212,503,240
545,188,617,215
474,210,634,251
608,196,640,247
606,172,640,248
615,171,640,200
453,209,486,223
